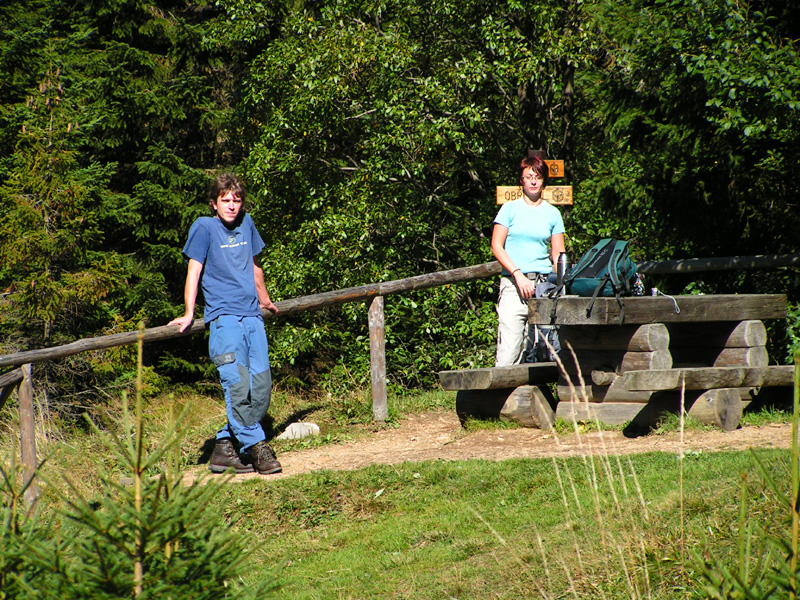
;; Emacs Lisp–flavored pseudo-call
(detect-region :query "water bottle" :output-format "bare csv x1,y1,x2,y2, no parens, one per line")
557,252,569,287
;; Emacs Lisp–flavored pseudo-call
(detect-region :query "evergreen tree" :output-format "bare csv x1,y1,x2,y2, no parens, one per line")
0,332,276,599
0,0,233,406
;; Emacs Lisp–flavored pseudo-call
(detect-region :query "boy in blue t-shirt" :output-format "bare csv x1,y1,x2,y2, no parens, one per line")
169,173,281,475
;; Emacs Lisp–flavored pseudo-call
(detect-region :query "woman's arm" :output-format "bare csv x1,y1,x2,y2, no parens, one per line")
491,223,536,300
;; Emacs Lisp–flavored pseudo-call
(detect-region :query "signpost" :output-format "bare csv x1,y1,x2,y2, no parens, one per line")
495,159,573,206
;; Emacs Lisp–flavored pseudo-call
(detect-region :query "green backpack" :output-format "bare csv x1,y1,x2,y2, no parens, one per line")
560,239,640,320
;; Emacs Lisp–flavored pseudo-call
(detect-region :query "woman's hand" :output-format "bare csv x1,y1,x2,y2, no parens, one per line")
513,271,536,300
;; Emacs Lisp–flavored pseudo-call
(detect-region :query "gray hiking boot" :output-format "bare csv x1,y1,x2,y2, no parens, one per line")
209,439,254,474
249,441,282,475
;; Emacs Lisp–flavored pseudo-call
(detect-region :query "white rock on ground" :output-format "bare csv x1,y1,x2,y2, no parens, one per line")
277,422,321,440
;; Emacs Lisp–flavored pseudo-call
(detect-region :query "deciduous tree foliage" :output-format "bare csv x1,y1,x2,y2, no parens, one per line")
570,0,800,353
230,0,583,386
0,0,797,403
573,0,800,260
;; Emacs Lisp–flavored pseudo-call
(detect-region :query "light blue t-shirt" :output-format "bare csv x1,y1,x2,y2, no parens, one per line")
182,214,266,323
494,199,565,275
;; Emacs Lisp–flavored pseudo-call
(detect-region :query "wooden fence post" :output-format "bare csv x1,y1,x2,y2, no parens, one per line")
368,296,388,421
19,363,39,504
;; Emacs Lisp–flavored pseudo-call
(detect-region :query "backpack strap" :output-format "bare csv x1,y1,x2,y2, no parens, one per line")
585,273,610,318
583,274,627,324
607,240,628,294
609,241,630,323
615,293,626,325
548,283,565,324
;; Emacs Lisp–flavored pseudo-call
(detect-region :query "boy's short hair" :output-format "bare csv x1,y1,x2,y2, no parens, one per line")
208,173,246,214
518,155,549,189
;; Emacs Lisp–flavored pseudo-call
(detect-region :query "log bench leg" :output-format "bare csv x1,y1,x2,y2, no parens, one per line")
618,389,743,435
456,385,556,429
556,401,647,426
686,388,743,431
553,387,744,435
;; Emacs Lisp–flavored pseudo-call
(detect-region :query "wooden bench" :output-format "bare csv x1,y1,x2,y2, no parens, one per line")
439,294,791,433
438,363,560,428
439,363,559,390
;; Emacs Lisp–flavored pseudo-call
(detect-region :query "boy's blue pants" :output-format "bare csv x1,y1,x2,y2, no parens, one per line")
209,314,272,452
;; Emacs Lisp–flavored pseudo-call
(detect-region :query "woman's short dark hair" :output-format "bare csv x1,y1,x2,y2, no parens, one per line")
518,155,549,189
208,173,246,214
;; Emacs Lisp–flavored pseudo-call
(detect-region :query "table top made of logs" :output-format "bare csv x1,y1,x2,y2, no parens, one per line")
528,294,787,326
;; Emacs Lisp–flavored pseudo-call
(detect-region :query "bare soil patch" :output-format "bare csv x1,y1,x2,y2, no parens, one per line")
195,411,792,483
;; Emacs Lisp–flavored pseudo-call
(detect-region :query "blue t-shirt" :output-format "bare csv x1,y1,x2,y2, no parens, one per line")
182,214,266,323
494,199,565,275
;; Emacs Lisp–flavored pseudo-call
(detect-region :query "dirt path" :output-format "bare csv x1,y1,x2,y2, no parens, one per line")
189,412,792,483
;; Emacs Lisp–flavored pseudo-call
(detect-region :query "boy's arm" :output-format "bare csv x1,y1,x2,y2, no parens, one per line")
254,258,279,315
168,259,203,332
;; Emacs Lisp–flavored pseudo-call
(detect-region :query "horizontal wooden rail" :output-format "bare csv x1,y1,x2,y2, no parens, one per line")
0,262,500,369
0,367,23,388
637,254,800,275
0,367,23,412
0,254,796,370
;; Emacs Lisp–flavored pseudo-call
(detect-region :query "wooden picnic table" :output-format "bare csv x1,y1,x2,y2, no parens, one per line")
529,294,791,431
439,294,792,433
528,294,787,325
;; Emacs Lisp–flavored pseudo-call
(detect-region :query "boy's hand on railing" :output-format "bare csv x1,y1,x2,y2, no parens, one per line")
260,299,279,315
168,314,194,333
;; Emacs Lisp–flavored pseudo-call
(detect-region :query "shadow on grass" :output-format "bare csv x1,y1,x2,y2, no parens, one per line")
197,405,325,465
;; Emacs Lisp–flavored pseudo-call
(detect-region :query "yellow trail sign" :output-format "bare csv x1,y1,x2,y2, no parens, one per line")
544,160,564,178
495,185,573,205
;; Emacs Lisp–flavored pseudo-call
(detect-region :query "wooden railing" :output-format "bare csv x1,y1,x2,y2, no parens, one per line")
636,254,800,274
1,253,798,503
3,254,798,370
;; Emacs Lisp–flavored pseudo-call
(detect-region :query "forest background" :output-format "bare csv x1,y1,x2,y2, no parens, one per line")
1,0,799,418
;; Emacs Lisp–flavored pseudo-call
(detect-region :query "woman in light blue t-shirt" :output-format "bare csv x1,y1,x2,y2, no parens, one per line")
491,155,565,366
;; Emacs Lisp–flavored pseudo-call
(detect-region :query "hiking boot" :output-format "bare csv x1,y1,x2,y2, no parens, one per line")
209,439,254,474
249,441,282,475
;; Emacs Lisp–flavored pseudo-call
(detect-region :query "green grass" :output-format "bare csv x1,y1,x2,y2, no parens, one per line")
211,449,788,599
650,411,717,434
741,404,793,427
552,415,624,434
1,381,796,599
461,415,522,431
